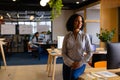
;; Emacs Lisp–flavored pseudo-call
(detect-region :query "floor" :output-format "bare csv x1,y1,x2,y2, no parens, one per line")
0,64,63,80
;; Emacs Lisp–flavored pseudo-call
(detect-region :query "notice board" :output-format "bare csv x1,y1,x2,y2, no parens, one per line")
37,25,49,33
19,25,33,34
1,24,15,35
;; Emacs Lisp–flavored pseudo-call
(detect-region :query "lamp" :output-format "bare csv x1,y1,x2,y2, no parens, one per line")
6,13,11,18
0,15,3,20
30,15,34,20
12,0,16,2
40,0,50,7
0,16,4,24
44,0,50,3
17,13,19,18
40,0,47,7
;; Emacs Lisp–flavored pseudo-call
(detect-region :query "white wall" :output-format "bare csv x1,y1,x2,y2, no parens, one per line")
86,9,100,20
86,9,100,45
52,10,74,40
86,23,100,44
52,9,100,45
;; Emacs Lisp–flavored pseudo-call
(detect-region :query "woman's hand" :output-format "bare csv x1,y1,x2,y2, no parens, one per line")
87,61,92,66
71,61,81,69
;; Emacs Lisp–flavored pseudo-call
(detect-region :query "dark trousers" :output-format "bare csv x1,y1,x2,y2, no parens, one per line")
63,63,86,80
63,63,78,80
32,46,42,60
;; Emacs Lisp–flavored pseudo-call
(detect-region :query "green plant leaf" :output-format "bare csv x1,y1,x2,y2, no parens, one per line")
96,28,115,42
48,0,63,20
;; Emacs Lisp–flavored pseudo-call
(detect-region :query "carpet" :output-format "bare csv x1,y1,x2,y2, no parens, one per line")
0,52,63,66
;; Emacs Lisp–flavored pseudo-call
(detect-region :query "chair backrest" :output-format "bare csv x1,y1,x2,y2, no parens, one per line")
107,42,120,69
94,61,107,68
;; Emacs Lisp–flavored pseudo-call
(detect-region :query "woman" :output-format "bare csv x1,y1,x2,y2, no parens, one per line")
32,32,39,44
62,14,92,80
29,32,42,59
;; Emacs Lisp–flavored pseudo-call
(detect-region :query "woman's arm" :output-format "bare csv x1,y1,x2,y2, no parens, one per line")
62,34,74,67
84,34,93,62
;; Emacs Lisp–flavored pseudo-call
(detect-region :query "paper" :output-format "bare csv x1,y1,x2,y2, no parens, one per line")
95,71,118,77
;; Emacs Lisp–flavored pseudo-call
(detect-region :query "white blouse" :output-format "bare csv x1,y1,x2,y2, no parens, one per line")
62,31,93,67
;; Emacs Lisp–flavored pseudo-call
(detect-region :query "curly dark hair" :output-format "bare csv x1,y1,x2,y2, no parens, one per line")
66,14,84,31
34,32,39,36
32,32,39,39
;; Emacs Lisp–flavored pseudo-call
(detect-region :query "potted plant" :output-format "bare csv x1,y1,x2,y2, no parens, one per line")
47,30,51,35
48,0,63,20
96,28,115,49
96,28,115,42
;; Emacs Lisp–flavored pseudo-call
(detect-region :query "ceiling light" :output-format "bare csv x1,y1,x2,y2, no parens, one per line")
40,14,44,18
44,0,50,3
30,16,34,20
6,13,11,18
0,16,3,19
17,13,19,18
40,0,47,7
12,0,16,2
76,2,80,4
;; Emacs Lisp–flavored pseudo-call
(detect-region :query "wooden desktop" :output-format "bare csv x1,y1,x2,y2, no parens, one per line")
80,48,120,80
0,39,7,69
79,67,120,80
46,48,62,80
40,43,57,50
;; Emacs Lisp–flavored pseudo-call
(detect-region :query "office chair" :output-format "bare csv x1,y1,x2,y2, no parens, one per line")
107,42,120,69
27,41,40,59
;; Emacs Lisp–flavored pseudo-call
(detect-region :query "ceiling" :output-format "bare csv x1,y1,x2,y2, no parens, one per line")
0,0,99,22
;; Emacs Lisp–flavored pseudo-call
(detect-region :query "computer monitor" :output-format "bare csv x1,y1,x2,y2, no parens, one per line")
107,42,120,69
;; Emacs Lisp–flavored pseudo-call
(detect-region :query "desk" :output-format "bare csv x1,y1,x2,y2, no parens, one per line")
80,68,120,80
39,43,57,49
46,48,62,80
39,43,57,54
0,40,7,69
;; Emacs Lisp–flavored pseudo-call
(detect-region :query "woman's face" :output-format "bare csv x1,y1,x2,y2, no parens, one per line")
36,33,39,37
73,16,83,31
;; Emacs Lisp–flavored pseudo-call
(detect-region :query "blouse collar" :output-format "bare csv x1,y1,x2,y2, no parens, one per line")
69,30,83,35
79,30,82,34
